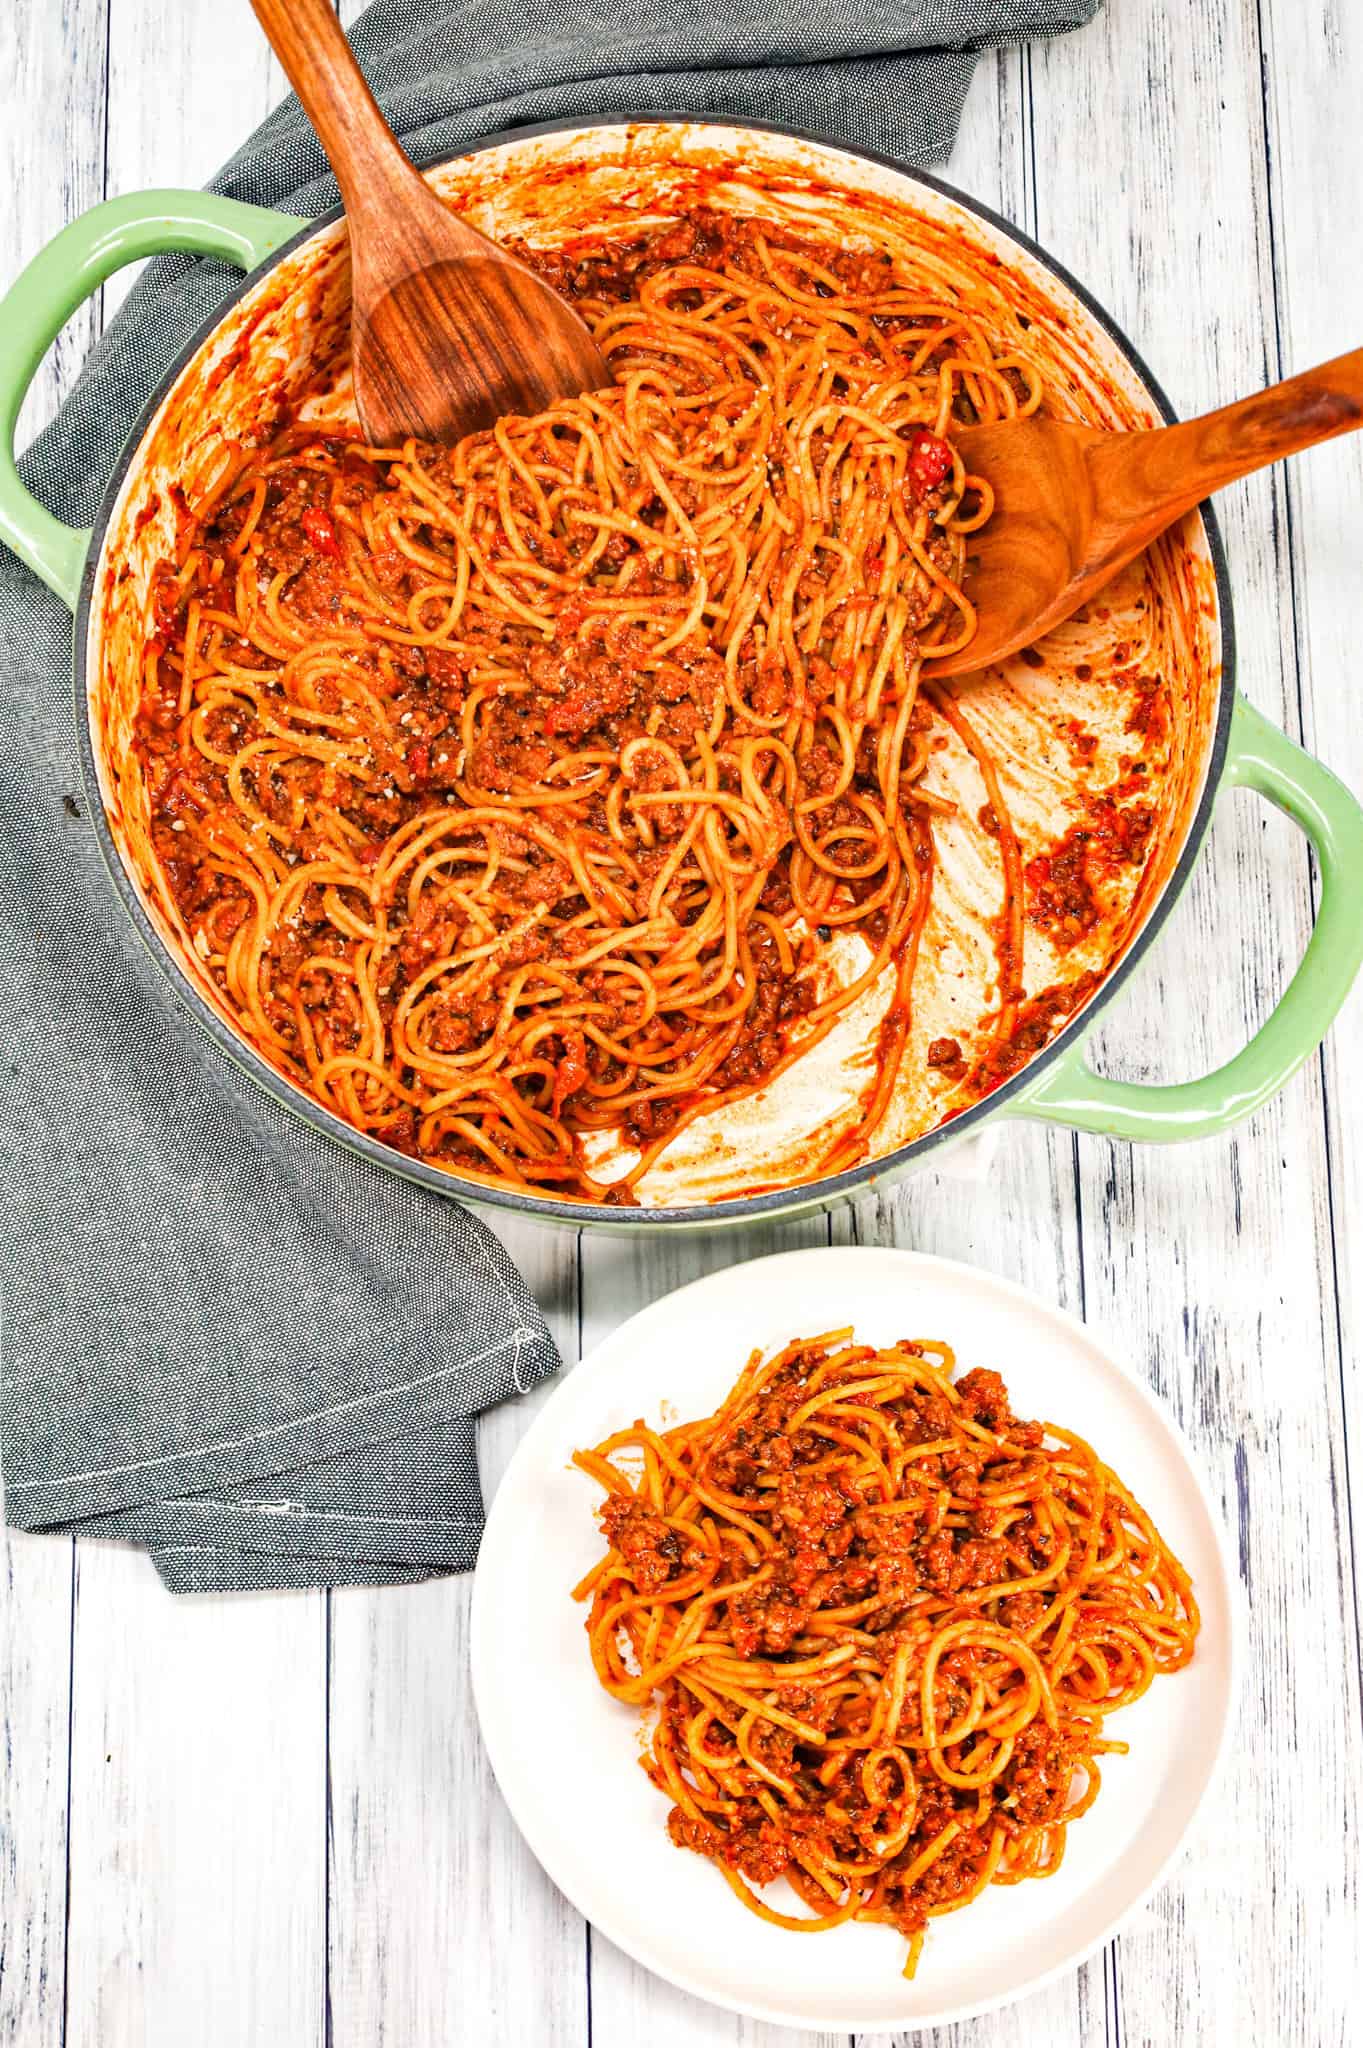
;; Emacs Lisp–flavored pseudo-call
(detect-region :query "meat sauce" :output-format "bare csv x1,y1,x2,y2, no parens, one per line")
575,1323,1198,1972
1024,791,1156,946
618,1356,1076,1918
131,203,1167,1196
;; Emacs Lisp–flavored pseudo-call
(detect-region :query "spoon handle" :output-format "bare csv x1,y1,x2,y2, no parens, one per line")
249,0,412,222
1092,345,1363,539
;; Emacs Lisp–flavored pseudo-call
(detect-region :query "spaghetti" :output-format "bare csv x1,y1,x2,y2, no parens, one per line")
573,1331,1198,1975
133,210,1045,1200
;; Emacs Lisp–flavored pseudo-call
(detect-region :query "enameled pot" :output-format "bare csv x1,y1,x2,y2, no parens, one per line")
2,116,1361,1229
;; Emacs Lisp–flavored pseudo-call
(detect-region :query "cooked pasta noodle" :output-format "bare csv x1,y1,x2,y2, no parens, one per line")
574,1330,1198,1974
134,210,1046,1200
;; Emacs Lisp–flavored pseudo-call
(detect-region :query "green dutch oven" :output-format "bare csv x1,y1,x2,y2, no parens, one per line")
1,117,1360,1230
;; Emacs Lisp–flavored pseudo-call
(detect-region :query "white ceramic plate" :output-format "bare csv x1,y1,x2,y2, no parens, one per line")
470,1246,1240,2033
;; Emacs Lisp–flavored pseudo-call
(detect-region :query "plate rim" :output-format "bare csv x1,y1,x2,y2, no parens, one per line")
471,1244,1244,2033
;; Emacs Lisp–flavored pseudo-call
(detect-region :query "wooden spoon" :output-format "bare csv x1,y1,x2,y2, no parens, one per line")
922,348,1363,679
249,0,608,444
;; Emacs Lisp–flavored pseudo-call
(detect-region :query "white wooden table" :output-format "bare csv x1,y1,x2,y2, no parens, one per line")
3,3,1361,2042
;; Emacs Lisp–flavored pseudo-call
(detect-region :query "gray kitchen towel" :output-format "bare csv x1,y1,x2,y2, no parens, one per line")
0,0,1100,1593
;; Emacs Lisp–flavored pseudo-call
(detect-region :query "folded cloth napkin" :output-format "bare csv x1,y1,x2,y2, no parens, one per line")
0,0,1100,1593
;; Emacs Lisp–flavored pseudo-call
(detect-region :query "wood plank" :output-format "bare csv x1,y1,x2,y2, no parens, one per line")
0,0,109,442
1029,2,1359,2043
0,1536,73,2048
1257,0,1363,1708
56,11,328,2048
325,18,829,2033
64,1548,327,2048
102,0,287,321
582,50,1092,2048
0,5,108,2042
326,1219,588,2048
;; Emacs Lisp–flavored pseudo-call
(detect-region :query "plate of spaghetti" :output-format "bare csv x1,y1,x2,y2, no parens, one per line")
470,1246,1238,2031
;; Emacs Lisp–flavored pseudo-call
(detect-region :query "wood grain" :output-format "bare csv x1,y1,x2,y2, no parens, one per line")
1258,0,1363,1721
320,9,589,2044
0,0,109,442
248,0,606,444
327,1219,586,2048
102,0,288,323
1031,1,1361,2043
64,1548,327,2048
0,1538,73,2048
929,348,1363,677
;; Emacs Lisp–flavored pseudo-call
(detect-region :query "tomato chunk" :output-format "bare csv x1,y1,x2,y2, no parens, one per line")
908,430,954,499
550,1029,591,1119
301,504,342,559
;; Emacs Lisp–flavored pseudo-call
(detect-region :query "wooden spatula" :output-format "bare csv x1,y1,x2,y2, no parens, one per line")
923,347,1363,679
249,0,608,444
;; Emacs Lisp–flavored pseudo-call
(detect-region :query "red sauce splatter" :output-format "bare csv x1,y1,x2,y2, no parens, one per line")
970,969,1104,1095
1025,793,1157,947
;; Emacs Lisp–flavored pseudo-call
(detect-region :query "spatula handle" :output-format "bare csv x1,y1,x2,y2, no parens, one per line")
1093,345,1363,540
249,0,410,220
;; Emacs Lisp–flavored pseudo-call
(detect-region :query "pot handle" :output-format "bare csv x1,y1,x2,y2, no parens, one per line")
0,190,308,610
1004,692,1363,1141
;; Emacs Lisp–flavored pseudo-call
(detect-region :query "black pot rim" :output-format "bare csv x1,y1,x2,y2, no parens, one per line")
72,111,1237,1230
